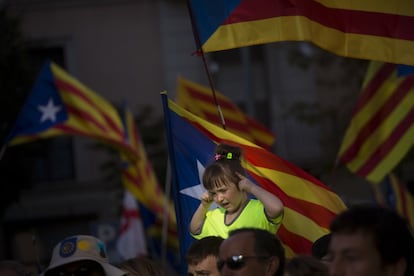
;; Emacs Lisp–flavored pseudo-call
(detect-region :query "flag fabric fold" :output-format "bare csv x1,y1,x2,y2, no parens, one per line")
385,174,414,230
139,202,181,274
337,61,414,183
119,106,180,271
119,105,176,226
176,76,275,150
372,173,414,230
162,93,346,264
4,60,138,161
188,0,414,66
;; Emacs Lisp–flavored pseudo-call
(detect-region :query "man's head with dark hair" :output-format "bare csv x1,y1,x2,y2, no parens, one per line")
218,228,285,276
328,204,414,276
312,233,331,263
186,236,224,276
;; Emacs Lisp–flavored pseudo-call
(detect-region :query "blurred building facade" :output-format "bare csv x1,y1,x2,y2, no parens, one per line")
1,0,374,271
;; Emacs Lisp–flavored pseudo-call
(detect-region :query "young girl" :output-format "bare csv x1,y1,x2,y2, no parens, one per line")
189,143,284,239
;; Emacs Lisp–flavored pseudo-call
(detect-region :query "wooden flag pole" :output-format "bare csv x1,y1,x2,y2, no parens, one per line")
185,0,226,130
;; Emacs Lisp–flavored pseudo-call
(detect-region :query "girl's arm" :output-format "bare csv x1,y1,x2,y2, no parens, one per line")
236,172,284,219
189,191,213,235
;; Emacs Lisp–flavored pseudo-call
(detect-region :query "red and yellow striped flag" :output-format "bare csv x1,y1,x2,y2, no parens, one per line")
163,94,347,257
176,77,275,150
120,107,179,267
189,0,414,66
337,62,414,183
5,60,138,161
120,106,176,225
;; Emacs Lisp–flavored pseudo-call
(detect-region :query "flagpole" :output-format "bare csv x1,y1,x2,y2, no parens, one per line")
159,91,169,274
161,92,186,275
161,158,171,274
0,144,6,161
185,0,226,130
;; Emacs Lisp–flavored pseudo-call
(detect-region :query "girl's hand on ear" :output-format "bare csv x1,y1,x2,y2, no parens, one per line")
200,191,213,207
235,172,254,193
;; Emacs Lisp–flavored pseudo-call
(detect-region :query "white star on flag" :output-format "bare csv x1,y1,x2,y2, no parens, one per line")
180,160,218,209
38,98,61,123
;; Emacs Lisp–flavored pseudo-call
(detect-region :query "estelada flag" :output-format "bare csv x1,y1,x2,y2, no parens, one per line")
188,0,414,66
176,77,275,150
162,93,346,264
4,60,138,161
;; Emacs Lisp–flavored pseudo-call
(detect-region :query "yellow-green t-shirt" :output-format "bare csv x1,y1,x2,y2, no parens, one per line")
192,199,283,239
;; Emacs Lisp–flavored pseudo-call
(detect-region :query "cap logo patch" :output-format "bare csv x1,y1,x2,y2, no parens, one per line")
59,237,77,258
77,240,90,251
97,241,106,258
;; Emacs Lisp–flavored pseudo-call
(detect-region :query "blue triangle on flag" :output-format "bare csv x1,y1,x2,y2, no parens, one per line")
397,64,414,77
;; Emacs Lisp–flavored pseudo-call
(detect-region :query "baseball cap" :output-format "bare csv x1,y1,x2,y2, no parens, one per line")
42,235,125,276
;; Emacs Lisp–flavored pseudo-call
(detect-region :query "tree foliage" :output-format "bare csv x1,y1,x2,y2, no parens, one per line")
0,7,32,141
0,7,34,216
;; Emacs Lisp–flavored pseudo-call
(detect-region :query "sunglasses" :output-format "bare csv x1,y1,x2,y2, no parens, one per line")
217,255,271,271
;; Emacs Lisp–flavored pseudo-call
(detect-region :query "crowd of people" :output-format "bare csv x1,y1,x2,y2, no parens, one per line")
2,143,414,276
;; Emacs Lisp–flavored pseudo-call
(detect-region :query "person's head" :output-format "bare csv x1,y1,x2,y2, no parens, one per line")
185,236,224,276
0,260,28,276
328,204,414,276
203,143,245,191
118,256,162,276
311,234,331,265
218,228,285,276
43,235,125,276
284,255,328,276
202,144,247,212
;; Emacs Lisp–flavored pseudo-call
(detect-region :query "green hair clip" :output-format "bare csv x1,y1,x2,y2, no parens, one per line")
226,152,232,159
